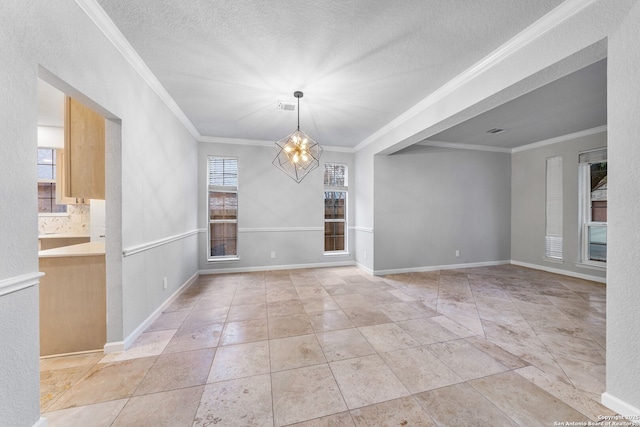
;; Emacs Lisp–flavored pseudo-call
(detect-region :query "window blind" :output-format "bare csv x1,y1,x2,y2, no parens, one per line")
324,163,347,187
545,156,563,260
579,148,607,164
208,157,238,187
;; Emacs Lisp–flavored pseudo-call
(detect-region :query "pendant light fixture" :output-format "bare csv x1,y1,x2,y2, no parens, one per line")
273,91,323,183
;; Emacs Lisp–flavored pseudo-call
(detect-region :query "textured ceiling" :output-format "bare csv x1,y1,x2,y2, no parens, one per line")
95,0,568,148
425,59,607,148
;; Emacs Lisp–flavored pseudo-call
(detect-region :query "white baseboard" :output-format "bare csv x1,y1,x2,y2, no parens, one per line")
199,261,356,275
104,272,198,353
373,260,511,276
103,341,124,354
601,392,640,425
511,260,606,284
355,262,374,276
33,417,47,427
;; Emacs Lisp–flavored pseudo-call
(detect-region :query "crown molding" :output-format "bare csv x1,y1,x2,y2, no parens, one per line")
74,0,358,153
197,135,273,147
197,135,356,152
417,140,512,153
417,125,607,154
74,0,201,139
354,0,600,153
511,125,607,153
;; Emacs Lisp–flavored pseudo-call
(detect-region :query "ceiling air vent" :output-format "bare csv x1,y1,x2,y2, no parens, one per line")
486,128,506,134
277,101,296,111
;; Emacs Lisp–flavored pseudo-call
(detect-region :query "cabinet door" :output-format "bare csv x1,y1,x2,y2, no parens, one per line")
64,96,105,199
55,149,85,205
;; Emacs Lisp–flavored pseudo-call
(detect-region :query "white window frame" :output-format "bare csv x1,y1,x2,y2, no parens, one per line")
324,163,348,255
545,156,563,262
578,148,607,267
207,156,239,262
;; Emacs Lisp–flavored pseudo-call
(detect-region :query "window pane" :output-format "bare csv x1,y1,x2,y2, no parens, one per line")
590,162,607,222
52,203,67,213
324,237,335,251
209,157,238,187
324,222,345,252
224,238,237,256
37,148,56,180
37,183,66,214
38,198,51,213
324,164,346,186
588,225,607,262
545,156,563,259
37,149,67,214
210,222,238,256
324,191,345,220
37,164,54,180
323,164,347,253
209,192,237,220
38,182,52,198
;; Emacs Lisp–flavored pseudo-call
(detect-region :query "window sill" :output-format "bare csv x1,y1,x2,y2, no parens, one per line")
575,262,606,272
324,252,350,257
208,257,240,263
542,257,564,264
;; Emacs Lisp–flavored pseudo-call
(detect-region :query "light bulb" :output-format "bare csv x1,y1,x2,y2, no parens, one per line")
302,155,308,162
285,146,292,152
293,154,299,163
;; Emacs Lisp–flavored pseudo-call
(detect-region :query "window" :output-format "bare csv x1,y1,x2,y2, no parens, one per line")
579,148,607,264
545,156,563,261
324,163,347,253
37,148,67,214
207,157,238,260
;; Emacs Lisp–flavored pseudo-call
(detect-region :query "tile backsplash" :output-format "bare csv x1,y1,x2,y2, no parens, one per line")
38,204,90,235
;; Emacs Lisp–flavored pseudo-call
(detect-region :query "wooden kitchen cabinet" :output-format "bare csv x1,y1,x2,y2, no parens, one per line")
64,96,105,199
39,251,106,356
55,149,85,205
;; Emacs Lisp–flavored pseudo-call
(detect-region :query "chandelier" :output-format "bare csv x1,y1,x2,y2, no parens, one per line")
273,91,323,183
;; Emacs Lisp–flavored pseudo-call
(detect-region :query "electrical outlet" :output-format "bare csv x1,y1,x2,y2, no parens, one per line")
455,250,460,257
270,251,276,259
162,276,168,290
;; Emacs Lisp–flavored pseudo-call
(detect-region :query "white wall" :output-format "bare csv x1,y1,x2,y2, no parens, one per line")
511,131,607,280
198,142,355,272
0,2,198,425
373,146,511,273
605,0,640,415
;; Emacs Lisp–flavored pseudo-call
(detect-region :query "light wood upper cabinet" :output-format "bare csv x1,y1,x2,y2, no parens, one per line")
64,96,105,199
55,149,85,205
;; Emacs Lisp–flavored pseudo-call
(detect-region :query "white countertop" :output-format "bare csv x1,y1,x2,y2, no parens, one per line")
39,241,105,258
38,232,90,239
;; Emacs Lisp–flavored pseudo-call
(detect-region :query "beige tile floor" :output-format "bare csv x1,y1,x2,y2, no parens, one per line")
41,265,617,426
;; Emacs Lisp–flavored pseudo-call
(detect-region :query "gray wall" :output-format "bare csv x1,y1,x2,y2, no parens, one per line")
0,2,198,425
373,146,512,273
511,131,607,280
198,143,355,272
